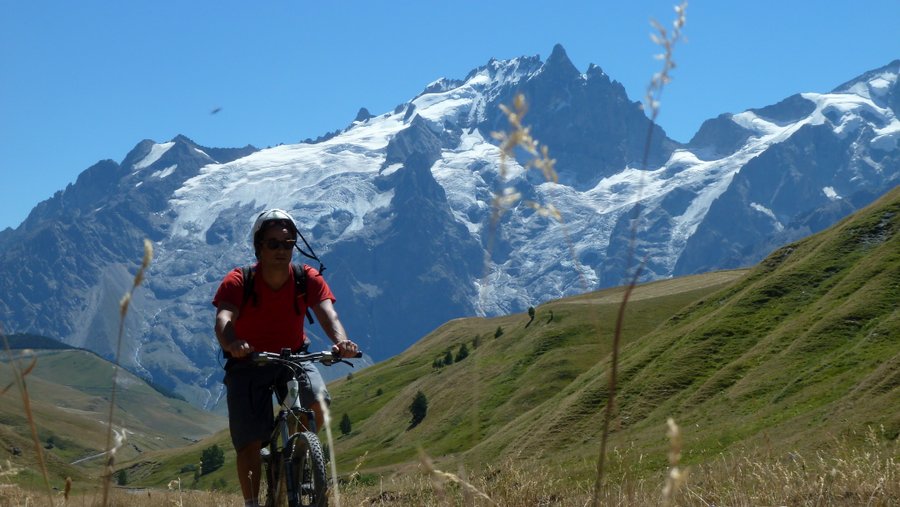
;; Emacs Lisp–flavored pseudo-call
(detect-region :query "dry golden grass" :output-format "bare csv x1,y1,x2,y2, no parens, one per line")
336,430,897,507
681,428,899,507
2,427,896,506
0,484,244,507
345,429,897,507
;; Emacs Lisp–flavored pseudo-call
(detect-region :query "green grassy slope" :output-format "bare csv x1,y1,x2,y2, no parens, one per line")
325,186,898,480
0,348,226,489
326,270,750,473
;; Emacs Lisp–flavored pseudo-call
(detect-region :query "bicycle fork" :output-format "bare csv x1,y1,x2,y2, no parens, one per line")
285,377,318,433
281,378,319,505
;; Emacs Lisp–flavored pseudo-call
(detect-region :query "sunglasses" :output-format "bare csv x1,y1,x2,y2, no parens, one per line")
263,239,297,251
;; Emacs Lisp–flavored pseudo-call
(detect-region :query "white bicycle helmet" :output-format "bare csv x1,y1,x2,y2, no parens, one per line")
250,208,299,254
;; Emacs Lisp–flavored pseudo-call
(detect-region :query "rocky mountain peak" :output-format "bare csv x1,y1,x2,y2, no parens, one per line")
542,43,580,80
354,107,374,123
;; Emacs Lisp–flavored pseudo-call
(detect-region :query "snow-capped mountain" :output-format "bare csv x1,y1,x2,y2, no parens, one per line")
1,45,897,410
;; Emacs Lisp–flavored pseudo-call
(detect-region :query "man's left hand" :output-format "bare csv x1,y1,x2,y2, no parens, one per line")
332,340,359,358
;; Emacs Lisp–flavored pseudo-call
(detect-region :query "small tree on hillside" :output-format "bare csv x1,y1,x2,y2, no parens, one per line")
495,326,504,338
200,444,225,475
455,343,469,362
409,390,428,428
442,350,454,366
340,413,352,435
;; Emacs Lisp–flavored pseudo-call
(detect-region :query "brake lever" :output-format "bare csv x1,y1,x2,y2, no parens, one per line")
341,351,363,367
324,351,362,367
320,357,353,367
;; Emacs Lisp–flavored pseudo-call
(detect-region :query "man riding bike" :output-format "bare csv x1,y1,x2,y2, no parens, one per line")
213,208,359,507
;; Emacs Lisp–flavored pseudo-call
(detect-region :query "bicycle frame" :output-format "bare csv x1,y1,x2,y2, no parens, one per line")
254,348,359,507
267,390,313,504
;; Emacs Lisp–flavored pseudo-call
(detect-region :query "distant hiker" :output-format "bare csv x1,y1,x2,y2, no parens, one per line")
213,208,359,507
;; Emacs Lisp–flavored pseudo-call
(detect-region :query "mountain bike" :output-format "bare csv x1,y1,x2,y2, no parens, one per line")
253,348,360,507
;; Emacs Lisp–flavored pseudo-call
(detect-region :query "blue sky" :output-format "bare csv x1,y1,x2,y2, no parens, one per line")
2,1,898,231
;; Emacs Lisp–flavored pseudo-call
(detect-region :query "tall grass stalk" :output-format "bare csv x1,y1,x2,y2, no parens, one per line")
592,262,644,503
485,95,588,506
0,328,53,506
489,94,583,283
100,239,153,506
488,96,589,347
487,6,688,505
318,391,342,507
487,94,566,315
592,4,687,505
661,418,686,505
417,450,496,506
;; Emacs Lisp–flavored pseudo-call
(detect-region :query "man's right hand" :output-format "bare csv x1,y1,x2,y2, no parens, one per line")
227,340,254,359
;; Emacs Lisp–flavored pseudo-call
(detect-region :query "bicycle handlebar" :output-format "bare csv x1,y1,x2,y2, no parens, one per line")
251,349,363,367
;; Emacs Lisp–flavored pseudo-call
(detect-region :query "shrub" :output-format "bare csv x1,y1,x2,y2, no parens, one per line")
455,343,469,362
200,444,225,475
409,390,428,428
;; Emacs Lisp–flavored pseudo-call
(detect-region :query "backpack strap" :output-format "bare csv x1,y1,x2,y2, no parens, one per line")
240,265,258,310
292,263,315,324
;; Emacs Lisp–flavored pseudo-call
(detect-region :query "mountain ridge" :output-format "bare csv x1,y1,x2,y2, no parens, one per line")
0,47,896,409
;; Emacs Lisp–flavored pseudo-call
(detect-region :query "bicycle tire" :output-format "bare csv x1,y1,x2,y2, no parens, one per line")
288,431,328,507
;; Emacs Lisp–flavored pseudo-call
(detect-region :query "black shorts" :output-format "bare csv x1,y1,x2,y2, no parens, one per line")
223,362,331,451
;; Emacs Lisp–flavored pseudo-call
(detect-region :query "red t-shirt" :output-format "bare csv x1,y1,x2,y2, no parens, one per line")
212,264,336,353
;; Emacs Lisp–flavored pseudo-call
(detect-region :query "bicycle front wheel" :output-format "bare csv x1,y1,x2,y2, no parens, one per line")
286,431,328,507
